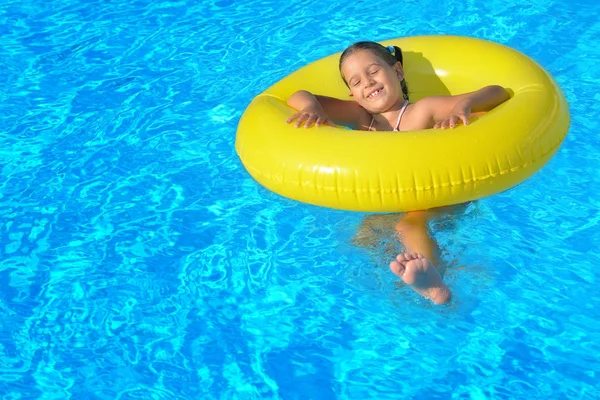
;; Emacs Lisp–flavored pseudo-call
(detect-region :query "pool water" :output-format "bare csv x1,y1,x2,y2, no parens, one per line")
1,0,599,398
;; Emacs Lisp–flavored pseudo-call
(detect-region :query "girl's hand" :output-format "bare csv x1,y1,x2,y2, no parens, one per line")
434,100,471,129
286,107,335,128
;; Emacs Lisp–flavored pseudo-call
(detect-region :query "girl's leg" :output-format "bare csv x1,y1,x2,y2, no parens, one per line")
394,210,443,271
391,210,451,304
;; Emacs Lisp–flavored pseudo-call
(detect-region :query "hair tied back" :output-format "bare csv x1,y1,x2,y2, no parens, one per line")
389,45,403,66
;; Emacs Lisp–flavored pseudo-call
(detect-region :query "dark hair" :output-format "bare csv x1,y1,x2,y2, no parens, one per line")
339,41,409,101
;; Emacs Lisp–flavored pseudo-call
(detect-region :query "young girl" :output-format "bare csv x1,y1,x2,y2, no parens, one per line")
285,41,510,305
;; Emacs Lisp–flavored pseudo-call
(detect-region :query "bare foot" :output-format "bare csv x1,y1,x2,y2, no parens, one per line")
390,252,451,304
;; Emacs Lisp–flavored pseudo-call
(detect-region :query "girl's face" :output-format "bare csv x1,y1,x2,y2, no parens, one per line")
341,50,404,113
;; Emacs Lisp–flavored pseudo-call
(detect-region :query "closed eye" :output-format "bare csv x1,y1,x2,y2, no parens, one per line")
368,69,379,75
352,80,361,87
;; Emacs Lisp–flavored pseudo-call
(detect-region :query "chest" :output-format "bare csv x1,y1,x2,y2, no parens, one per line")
360,105,431,132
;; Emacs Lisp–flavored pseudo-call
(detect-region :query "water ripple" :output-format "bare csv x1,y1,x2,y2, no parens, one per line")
1,0,600,398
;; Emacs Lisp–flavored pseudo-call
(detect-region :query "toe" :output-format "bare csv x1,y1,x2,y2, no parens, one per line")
390,261,405,277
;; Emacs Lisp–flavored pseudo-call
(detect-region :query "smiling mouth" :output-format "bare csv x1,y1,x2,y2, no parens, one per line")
367,88,383,99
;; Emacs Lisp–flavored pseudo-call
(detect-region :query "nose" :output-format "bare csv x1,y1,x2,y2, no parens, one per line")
364,76,376,87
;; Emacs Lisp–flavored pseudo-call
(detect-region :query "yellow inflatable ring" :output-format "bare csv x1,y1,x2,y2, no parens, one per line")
235,35,570,212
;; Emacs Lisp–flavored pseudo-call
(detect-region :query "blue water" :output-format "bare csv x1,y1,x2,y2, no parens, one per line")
1,0,599,398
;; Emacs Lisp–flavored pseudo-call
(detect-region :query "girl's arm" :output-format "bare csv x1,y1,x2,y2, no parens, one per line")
419,85,510,129
286,90,368,128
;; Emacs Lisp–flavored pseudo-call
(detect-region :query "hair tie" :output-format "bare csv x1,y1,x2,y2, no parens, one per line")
387,46,395,56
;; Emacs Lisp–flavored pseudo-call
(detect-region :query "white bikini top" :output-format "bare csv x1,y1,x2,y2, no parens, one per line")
367,100,409,132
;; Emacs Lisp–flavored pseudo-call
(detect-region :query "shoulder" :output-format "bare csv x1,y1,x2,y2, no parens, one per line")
315,95,372,129
404,95,464,129
356,107,373,131
401,99,437,130
412,95,456,111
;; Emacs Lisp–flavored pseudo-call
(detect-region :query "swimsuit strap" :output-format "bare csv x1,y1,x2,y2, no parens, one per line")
367,100,409,132
368,116,375,131
393,100,409,132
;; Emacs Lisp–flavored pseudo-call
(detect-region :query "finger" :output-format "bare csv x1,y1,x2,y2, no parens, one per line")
315,116,326,127
449,116,458,128
286,113,300,124
460,114,469,126
433,121,441,129
325,119,338,127
294,113,308,128
441,119,449,129
304,114,318,128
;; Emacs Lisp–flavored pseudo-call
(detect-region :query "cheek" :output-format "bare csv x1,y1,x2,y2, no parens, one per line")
384,73,398,84
385,76,401,92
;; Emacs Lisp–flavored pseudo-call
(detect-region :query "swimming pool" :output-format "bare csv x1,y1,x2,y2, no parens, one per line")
1,0,599,398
